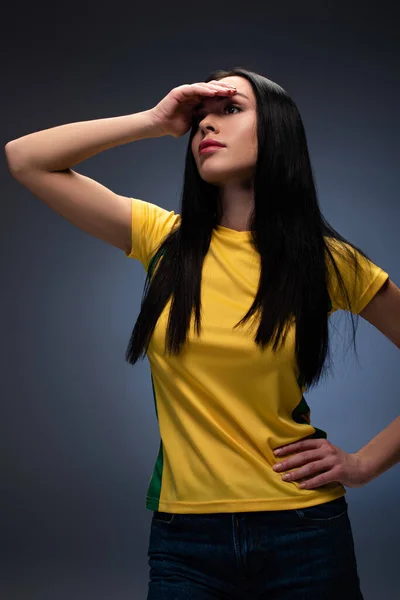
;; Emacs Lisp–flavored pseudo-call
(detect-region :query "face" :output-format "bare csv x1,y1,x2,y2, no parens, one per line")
191,76,258,187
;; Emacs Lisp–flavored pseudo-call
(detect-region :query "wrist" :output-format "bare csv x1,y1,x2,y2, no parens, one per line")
144,109,170,138
355,451,376,485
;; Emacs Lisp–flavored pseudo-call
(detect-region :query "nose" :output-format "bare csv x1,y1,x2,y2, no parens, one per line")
199,117,218,133
197,108,221,132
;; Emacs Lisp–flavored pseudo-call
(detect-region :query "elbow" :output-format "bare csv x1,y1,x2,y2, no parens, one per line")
5,141,30,175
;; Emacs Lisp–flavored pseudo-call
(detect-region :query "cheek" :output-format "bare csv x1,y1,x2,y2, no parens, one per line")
233,134,257,160
233,123,256,152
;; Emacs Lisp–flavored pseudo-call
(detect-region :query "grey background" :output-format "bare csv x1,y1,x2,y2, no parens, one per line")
2,1,399,598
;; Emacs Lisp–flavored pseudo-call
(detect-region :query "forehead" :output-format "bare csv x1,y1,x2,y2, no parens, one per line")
194,76,253,111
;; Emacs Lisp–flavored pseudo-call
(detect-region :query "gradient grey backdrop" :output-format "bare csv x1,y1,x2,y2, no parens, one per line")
2,1,399,598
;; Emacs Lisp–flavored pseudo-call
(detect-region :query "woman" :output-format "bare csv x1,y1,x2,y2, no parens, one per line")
6,67,400,599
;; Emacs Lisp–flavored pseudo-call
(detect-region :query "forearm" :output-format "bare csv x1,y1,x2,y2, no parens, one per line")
356,414,400,483
5,109,164,173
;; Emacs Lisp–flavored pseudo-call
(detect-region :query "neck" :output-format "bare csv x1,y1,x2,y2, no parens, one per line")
218,181,254,231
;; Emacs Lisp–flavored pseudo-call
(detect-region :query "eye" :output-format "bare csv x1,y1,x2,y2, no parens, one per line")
192,103,242,126
225,104,241,116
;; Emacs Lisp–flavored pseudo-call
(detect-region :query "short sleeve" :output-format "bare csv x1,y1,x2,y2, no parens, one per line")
125,198,181,270
326,238,389,314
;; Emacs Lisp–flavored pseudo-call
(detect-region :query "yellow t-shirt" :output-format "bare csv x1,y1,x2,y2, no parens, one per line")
125,197,389,514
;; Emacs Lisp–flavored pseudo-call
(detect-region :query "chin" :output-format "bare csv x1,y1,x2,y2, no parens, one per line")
198,174,224,185
197,166,236,185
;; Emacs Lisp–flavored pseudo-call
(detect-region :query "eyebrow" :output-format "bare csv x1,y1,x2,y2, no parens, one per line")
194,91,249,111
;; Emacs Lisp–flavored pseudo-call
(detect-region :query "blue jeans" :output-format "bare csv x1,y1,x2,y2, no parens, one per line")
147,495,363,599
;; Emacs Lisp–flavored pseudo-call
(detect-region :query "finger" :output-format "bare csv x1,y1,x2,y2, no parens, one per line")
208,80,237,89
179,84,230,105
274,444,297,456
280,459,330,482
274,450,324,472
274,440,320,456
193,83,236,96
297,474,331,489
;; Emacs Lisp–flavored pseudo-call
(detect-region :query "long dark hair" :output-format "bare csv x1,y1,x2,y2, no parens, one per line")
125,67,373,390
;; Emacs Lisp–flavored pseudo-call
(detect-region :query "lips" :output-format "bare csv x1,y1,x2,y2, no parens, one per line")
198,139,226,154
